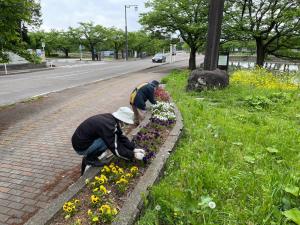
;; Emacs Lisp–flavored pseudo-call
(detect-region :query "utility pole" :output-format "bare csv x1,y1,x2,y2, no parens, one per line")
203,0,225,70
124,5,138,61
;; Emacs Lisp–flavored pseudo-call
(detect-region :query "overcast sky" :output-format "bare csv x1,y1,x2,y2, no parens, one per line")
40,0,148,31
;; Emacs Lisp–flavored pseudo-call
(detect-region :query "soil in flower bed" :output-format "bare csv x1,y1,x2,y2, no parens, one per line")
50,115,175,225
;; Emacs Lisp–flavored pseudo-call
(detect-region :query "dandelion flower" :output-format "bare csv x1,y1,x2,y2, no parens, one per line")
208,201,216,209
155,205,161,211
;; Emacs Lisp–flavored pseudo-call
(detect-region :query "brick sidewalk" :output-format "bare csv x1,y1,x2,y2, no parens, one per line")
0,71,165,225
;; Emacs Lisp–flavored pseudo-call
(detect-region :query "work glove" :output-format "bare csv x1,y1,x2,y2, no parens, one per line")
133,148,145,160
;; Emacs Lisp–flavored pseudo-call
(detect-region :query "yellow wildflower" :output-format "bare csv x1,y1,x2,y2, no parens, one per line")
109,163,115,168
87,209,92,216
231,68,298,90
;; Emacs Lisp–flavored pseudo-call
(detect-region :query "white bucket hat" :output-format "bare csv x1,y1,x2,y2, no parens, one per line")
112,107,134,124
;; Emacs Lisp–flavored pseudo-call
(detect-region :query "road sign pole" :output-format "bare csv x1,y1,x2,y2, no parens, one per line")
169,44,172,63
79,45,83,61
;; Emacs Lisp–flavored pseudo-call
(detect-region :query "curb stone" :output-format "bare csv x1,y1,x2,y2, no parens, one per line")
111,103,183,225
0,67,54,76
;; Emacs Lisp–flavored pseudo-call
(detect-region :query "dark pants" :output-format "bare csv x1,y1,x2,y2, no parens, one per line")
76,138,107,159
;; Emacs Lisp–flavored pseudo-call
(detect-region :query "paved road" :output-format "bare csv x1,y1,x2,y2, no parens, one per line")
0,53,191,106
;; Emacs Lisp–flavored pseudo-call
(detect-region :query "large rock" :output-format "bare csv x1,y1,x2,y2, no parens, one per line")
187,69,229,91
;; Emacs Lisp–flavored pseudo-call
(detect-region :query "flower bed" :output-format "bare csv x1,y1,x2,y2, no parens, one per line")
49,88,176,225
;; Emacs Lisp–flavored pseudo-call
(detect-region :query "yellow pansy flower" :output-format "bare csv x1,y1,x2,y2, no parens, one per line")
130,166,138,174
116,178,128,185
101,165,110,173
99,185,107,194
125,173,133,178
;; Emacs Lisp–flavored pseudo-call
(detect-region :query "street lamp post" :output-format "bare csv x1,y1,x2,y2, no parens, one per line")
125,4,138,61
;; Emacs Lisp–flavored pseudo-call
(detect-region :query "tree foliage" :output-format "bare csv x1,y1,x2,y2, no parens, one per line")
224,0,300,66
0,0,41,63
75,22,107,60
106,28,125,59
140,0,209,69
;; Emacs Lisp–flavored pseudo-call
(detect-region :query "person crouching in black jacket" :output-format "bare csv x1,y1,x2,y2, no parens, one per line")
71,107,145,175
130,80,159,125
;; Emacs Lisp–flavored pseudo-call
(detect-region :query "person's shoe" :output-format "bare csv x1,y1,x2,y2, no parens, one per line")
98,150,108,160
85,157,105,167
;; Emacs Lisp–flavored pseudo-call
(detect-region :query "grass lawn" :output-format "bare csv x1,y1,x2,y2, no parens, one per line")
137,69,300,225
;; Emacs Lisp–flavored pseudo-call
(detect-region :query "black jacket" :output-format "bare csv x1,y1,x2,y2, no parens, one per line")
71,114,135,160
132,83,157,110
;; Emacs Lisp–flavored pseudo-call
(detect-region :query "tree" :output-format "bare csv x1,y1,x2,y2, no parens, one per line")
140,0,209,70
0,0,41,62
128,31,151,58
75,22,107,60
106,28,125,59
49,30,77,58
224,0,300,66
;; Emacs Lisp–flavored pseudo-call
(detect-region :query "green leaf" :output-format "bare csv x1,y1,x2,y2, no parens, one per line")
267,147,279,153
284,185,299,197
244,156,255,164
254,169,265,175
283,208,300,224
232,142,243,146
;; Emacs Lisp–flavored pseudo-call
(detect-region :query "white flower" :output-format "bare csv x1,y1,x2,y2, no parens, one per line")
155,204,161,211
151,101,176,122
208,201,216,209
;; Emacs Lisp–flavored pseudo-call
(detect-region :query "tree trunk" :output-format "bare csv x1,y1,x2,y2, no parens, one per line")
91,46,95,61
255,38,266,67
91,51,95,60
115,50,118,59
64,50,69,58
189,47,196,70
